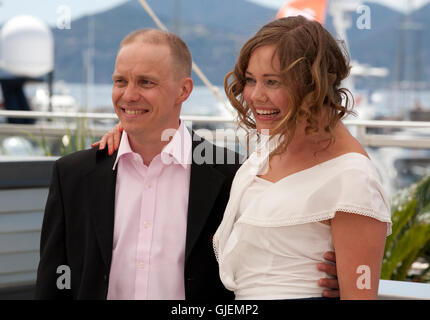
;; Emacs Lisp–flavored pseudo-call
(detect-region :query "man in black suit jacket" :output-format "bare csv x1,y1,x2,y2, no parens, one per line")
35,29,338,300
35,133,240,300
35,28,241,300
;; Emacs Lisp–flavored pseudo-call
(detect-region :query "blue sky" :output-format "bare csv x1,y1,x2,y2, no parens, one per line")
0,0,129,26
0,0,429,26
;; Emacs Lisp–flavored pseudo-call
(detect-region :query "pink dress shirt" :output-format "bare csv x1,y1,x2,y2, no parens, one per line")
107,122,192,300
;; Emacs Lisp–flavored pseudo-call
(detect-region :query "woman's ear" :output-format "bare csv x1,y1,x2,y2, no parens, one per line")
176,77,193,104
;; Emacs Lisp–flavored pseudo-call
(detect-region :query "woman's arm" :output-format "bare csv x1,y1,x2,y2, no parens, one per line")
331,211,387,299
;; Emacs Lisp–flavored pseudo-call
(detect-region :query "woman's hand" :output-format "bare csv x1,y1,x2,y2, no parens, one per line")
91,123,123,155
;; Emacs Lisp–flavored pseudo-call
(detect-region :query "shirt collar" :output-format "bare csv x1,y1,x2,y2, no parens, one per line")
112,130,134,170
112,120,192,170
160,120,192,169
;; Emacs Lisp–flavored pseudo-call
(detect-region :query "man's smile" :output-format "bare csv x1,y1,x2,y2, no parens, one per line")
120,107,149,116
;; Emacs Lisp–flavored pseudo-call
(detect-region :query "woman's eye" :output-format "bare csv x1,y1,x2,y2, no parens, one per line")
266,79,280,87
245,77,255,84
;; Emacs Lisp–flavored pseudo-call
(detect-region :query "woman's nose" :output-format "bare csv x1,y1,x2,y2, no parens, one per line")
250,82,268,103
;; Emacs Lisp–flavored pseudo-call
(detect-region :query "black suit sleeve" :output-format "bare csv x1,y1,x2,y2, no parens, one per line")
35,161,72,299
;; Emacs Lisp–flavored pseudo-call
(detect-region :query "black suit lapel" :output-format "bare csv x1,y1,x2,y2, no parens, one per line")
87,150,117,271
185,136,226,261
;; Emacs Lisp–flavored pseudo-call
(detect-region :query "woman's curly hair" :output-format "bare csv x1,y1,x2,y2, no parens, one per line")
224,16,355,155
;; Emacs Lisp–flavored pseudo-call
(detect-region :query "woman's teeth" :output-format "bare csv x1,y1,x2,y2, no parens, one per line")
256,109,280,115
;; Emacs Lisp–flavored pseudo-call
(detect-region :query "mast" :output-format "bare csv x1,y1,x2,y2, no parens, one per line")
394,0,423,118
84,14,95,112
174,0,181,35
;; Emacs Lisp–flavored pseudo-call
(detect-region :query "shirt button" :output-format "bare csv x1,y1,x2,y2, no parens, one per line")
143,221,150,229
147,182,152,188
138,262,145,269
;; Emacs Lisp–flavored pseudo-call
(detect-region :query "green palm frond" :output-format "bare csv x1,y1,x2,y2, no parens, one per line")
384,198,417,256
382,175,430,282
383,223,430,279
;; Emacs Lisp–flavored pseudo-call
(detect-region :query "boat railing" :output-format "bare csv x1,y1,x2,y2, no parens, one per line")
1,110,430,299
1,110,430,150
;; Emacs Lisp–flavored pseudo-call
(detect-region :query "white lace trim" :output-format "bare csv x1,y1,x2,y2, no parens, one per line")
213,206,392,262
213,238,220,262
238,205,391,230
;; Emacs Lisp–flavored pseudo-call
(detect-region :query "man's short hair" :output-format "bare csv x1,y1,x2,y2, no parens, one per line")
120,29,192,78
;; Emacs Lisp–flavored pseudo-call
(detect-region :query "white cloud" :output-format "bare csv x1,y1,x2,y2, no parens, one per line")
248,0,430,13
367,0,430,13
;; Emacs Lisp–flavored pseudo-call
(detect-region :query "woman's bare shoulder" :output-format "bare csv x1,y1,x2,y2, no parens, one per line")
335,132,369,159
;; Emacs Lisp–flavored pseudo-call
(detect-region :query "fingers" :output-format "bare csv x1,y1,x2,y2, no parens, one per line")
318,261,339,298
324,251,336,262
107,134,115,155
317,262,337,277
90,123,123,154
319,277,340,298
106,124,121,155
92,134,108,151
318,278,339,290
99,134,107,151
322,289,340,298
113,125,122,152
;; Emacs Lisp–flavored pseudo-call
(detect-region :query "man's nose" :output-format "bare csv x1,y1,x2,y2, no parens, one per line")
122,83,140,102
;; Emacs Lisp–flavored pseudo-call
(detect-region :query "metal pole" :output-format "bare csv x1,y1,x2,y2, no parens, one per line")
137,0,234,118
174,0,181,35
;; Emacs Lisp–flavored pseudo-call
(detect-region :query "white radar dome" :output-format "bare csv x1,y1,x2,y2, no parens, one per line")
0,15,54,77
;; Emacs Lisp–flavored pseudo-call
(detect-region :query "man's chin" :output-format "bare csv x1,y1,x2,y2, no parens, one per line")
121,125,140,136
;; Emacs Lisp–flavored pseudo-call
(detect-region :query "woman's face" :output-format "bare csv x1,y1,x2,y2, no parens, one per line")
243,45,290,134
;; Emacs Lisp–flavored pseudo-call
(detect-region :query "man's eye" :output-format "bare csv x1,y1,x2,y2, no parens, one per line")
114,79,125,84
140,80,154,86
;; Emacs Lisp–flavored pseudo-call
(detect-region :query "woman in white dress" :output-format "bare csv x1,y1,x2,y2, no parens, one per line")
94,17,391,299
212,16,391,300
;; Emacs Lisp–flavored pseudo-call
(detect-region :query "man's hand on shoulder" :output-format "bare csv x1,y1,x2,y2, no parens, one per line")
318,251,339,298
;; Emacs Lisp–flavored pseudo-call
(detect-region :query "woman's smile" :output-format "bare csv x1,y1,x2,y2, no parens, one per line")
243,45,289,131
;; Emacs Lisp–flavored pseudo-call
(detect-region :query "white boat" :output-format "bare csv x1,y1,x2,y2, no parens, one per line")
30,82,78,115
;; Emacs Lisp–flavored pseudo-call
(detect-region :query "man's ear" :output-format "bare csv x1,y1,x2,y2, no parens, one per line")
176,77,193,104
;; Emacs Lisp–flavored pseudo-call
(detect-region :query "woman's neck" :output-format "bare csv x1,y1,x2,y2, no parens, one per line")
285,120,347,157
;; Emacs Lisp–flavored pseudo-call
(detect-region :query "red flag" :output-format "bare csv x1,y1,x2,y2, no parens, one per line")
276,0,328,25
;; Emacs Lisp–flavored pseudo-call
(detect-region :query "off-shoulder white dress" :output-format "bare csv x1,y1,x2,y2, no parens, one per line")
213,137,392,300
